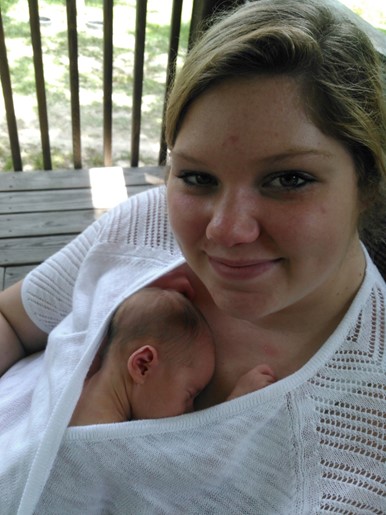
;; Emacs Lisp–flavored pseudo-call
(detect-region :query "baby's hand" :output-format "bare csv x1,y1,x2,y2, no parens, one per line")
227,364,276,400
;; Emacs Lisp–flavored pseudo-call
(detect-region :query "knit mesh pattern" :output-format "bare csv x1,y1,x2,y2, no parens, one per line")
101,185,177,254
1,186,384,514
311,286,386,514
22,186,180,334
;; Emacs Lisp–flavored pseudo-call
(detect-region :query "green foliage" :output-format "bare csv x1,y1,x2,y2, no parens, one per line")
0,0,17,15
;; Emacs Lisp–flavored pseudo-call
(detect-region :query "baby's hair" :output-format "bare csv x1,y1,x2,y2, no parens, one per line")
106,287,212,364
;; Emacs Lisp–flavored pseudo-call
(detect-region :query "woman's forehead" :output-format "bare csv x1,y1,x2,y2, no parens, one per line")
172,76,331,160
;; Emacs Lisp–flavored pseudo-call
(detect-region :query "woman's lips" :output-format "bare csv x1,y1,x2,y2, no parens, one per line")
207,255,282,280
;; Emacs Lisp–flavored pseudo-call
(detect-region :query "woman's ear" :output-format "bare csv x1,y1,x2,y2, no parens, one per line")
127,345,159,384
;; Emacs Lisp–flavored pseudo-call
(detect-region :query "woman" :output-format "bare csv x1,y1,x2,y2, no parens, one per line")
0,0,385,512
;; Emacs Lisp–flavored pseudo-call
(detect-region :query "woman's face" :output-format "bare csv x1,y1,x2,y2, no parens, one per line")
167,76,365,323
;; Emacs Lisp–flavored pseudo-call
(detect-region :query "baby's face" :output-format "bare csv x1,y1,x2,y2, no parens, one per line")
133,334,215,419
171,339,215,415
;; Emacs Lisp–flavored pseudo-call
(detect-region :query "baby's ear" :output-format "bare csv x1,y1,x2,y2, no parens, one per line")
127,345,159,384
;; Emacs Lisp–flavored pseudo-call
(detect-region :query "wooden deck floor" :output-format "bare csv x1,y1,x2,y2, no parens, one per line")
0,167,164,291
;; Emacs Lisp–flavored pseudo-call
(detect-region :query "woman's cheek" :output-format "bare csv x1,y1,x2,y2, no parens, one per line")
169,192,205,238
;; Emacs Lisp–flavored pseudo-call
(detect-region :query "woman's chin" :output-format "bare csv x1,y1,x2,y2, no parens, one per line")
209,289,273,322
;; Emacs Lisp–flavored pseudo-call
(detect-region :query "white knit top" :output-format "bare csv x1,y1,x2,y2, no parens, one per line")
0,186,385,514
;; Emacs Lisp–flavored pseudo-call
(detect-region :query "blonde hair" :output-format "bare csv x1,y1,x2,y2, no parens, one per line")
165,0,386,243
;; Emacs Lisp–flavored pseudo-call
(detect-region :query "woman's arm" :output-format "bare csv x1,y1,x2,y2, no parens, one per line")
0,212,105,375
0,281,48,375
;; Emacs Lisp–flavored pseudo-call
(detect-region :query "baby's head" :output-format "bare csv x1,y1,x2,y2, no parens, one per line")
107,287,215,419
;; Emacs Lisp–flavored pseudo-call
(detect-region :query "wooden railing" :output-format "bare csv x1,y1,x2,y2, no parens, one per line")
0,0,240,172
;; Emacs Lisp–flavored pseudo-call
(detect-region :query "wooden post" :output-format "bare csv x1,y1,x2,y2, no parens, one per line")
103,0,114,167
158,0,183,165
66,0,82,169
131,0,147,167
28,0,52,170
0,7,22,171
188,0,242,48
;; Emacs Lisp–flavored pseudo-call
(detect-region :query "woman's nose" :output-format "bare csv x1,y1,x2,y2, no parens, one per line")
205,195,261,247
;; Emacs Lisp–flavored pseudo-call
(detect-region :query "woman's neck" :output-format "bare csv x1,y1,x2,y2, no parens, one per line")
192,247,366,409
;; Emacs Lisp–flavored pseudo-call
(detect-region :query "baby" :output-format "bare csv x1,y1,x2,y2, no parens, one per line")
70,287,275,425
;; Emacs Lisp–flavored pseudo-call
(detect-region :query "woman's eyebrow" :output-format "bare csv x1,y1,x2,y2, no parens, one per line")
170,151,207,166
263,148,335,163
171,148,334,166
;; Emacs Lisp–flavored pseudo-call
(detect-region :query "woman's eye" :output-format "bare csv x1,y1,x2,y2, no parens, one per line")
177,171,217,187
263,171,314,190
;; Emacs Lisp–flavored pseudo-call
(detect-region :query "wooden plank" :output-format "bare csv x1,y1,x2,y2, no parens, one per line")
131,0,148,167
4,265,36,290
0,183,155,214
159,0,183,165
0,8,22,171
103,0,114,166
0,266,4,290
0,169,161,288
0,234,77,266
0,209,104,238
0,166,165,191
66,0,82,168
0,189,96,214
28,0,52,170
188,0,239,48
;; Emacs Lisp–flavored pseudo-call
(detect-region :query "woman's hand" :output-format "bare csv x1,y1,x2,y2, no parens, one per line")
0,281,48,376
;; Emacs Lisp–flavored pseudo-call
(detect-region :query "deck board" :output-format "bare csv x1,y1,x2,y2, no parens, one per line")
0,167,163,290
3,265,40,290
0,167,165,191
0,184,153,214
0,234,76,265
0,210,102,238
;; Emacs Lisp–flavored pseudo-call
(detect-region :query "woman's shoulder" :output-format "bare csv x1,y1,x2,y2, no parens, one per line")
98,185,171,245
110,184,167,219
336,251,386,370
94,185,182,262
